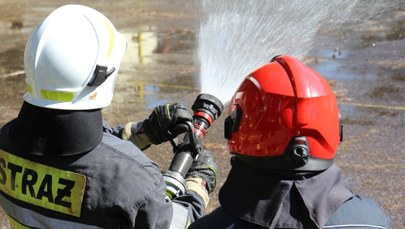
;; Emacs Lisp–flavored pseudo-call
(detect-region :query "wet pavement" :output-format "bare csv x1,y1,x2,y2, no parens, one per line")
0,1,404,228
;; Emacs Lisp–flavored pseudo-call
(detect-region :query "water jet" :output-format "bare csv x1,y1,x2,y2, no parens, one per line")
195,0,360,105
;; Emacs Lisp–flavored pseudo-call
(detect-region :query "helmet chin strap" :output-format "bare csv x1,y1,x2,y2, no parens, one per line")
87,65,116,87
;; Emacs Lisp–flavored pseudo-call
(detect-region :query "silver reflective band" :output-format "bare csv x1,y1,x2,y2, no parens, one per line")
169,202,190,229
0,194,103,229
324,224,388,229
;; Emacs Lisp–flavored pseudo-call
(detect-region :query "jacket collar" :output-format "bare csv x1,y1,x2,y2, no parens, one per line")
9,102,103,156
219,157,353,228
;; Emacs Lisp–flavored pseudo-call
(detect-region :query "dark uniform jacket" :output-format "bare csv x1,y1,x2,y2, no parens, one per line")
0,102,205,229
189,157,391,229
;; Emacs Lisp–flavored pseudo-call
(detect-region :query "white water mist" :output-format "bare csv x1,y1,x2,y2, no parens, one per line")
196,0,359,105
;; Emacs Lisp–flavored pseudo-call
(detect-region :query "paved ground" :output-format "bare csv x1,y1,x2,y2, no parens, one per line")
0,1,404,228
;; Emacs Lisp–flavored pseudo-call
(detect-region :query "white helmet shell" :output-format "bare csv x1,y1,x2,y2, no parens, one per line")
24,4,127,110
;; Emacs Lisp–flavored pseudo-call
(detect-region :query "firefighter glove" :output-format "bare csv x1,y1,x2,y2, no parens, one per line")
142,103,193,145
185,150,220,204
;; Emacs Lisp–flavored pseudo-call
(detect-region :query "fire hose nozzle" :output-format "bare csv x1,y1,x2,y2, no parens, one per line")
192,93,224,139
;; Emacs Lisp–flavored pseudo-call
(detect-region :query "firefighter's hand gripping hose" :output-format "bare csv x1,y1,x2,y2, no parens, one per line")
121,103,192,150
162,94,224,205
185,150,219,207
143,103,193,145
123,94,223,205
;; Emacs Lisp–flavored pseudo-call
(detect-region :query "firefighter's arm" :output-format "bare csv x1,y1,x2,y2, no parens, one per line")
169,150,220,225
122,103,192,150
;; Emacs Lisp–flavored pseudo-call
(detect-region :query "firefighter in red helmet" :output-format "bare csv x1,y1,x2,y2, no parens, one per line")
190,55,391,229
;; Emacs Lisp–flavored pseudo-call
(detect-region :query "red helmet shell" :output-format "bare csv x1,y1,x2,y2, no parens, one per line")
227,55,340,161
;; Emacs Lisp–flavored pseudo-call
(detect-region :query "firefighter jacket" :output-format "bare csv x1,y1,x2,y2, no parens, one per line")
0,102,205,229
189,157,392,229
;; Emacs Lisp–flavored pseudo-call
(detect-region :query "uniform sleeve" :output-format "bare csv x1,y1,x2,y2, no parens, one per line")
133,176,206,229
325,194,392,229
134,186,174,229
103,121,206,228
131,160,206,228
172,191,206,224
102,120,125,137
103,120,153,150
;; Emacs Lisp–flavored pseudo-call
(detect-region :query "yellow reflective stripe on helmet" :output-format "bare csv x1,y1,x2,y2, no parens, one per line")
41,89,74,102
0,150,86,217
26,84,32,94
98,15,115,59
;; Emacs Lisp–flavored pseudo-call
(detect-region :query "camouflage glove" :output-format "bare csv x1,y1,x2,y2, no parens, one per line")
122,121,151,150
185,150,220,207
142,103,193,145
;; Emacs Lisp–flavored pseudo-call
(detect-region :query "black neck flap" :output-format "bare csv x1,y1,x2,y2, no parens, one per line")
10,102,103,156
219,157,353,228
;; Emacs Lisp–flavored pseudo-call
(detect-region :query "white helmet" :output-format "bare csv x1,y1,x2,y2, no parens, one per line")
24,4,127,110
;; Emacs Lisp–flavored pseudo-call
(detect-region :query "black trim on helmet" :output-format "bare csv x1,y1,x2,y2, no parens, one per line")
233,136,333,172
234,153,333,172
87,65,116,87
224,108,242,140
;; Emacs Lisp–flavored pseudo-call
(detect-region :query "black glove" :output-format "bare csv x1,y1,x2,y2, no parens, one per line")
186,150,220,194
143,103,192,145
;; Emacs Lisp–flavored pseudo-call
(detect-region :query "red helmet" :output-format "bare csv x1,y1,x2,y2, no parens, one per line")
224,55,342,171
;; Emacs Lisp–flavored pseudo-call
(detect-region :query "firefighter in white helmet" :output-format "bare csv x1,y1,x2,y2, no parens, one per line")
0,4,218,228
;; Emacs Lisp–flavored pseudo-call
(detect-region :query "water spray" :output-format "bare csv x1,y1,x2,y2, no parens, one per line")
163,93,223,199
196,0,360,104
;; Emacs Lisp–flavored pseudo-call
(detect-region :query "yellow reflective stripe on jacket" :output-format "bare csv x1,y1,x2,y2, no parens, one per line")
0,150,86,217
8,216,31,229
0,195,102,229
